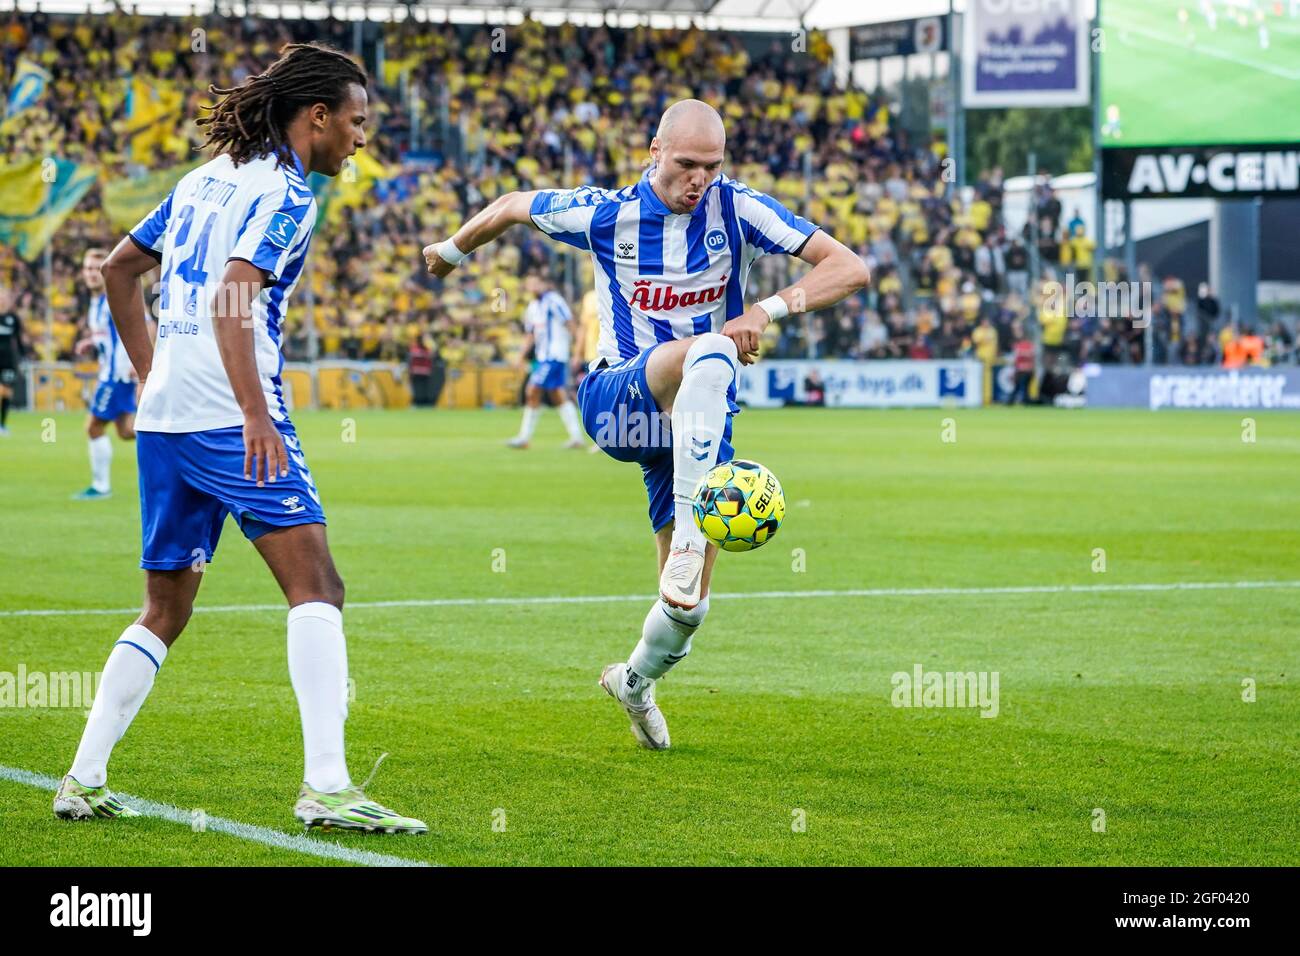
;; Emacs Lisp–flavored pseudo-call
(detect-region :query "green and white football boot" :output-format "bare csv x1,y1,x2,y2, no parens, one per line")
53,775,140,820
294,784,427,835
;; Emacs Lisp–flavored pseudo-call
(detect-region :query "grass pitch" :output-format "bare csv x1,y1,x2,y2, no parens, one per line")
1102,0,1300,147
1,406,1297,866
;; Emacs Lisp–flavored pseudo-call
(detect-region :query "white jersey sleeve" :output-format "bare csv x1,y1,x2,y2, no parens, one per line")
730,183,819,259
130,190,174,260
229,179,316,281
529,186,623,251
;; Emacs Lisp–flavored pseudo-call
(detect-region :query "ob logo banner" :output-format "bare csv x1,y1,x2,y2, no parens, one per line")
704,229,727,253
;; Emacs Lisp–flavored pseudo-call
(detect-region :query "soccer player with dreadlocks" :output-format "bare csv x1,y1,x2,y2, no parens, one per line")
53,42,426,834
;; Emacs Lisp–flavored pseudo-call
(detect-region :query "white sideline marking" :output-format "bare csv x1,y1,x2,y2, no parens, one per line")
0,765,431,868
4,579,1300,618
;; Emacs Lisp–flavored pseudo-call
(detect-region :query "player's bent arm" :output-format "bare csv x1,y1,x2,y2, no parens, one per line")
213,259,286,486
423,191,540,276
722,231,869,363
774,230,870,318
213,259,269,417
100,237,161,381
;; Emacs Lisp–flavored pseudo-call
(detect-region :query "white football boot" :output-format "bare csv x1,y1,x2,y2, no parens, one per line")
599,663,670,750
659,539,706,609
505,436,529,450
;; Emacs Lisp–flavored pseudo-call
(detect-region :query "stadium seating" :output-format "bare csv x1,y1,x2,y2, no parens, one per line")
0,10,1268,374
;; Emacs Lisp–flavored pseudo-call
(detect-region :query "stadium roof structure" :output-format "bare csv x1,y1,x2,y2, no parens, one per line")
389,0,949,28
429,0,816,17
46,0,953,31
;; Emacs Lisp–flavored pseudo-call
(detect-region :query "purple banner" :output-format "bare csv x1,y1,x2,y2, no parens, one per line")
963,0,1090,108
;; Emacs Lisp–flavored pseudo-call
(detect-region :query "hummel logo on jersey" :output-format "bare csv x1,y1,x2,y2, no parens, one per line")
281,495,305,514
689,437,712,461
617,241,635,259
266,211,299,250
627,381,643,401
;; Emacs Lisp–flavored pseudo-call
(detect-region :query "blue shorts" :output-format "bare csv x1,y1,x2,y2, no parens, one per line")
578,344,735,533
136,420,326,570
90,380,137,422
528,360,569,391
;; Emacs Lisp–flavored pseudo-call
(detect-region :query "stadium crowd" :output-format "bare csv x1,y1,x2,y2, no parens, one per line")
0,9,1290,388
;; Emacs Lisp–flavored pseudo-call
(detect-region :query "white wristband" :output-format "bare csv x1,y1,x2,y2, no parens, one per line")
437,238,469,266
757,295,789,321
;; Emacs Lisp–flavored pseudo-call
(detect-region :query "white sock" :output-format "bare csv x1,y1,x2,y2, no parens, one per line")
671,334,737,549
287,602,352,793
68,624,168,788
518,405,541,442
89,434,112,493
557,400,582,441
626,597,709,703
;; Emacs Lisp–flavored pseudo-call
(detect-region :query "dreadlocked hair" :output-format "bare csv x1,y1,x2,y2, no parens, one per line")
197,41,367,169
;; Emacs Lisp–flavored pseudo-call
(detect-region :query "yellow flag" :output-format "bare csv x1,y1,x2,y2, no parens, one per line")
102,158,203,232
0,159,98,261
0,159,49,218
123,77,184,165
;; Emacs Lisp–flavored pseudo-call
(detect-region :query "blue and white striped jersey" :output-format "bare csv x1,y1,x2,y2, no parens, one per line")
528,169,818,365
128,151,317,433
523,289,573,363
87,292,133,384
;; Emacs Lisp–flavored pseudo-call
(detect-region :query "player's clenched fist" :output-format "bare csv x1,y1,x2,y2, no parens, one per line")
423,238,468,278
422,243,454,278
721,307,769,365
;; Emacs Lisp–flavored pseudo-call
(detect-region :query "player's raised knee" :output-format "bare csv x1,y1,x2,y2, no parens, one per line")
684,333,738,383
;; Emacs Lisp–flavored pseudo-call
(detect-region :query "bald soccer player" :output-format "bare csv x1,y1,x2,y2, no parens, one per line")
423,100,868,749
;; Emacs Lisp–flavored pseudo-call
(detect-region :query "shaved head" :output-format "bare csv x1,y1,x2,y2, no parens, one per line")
648,99,727,215
655,99,725,150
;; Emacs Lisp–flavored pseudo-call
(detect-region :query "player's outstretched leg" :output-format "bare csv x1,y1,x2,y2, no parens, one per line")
254,523,426,834
659,333,737,608
55,569,199,820
599,594,710,750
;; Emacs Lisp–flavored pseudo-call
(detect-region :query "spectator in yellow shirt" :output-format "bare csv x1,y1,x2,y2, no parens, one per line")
970,316,1000,405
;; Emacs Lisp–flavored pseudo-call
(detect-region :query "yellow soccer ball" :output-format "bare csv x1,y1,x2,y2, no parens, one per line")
691,459,786,552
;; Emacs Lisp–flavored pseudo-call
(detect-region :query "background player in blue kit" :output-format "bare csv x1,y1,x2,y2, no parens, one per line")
507,271,586,450
72,248,146,501
424,99,868,750
53,43,425,833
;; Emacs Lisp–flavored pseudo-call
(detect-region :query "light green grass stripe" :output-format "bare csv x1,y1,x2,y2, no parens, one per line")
0,766,431,868
6,578,1300,618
